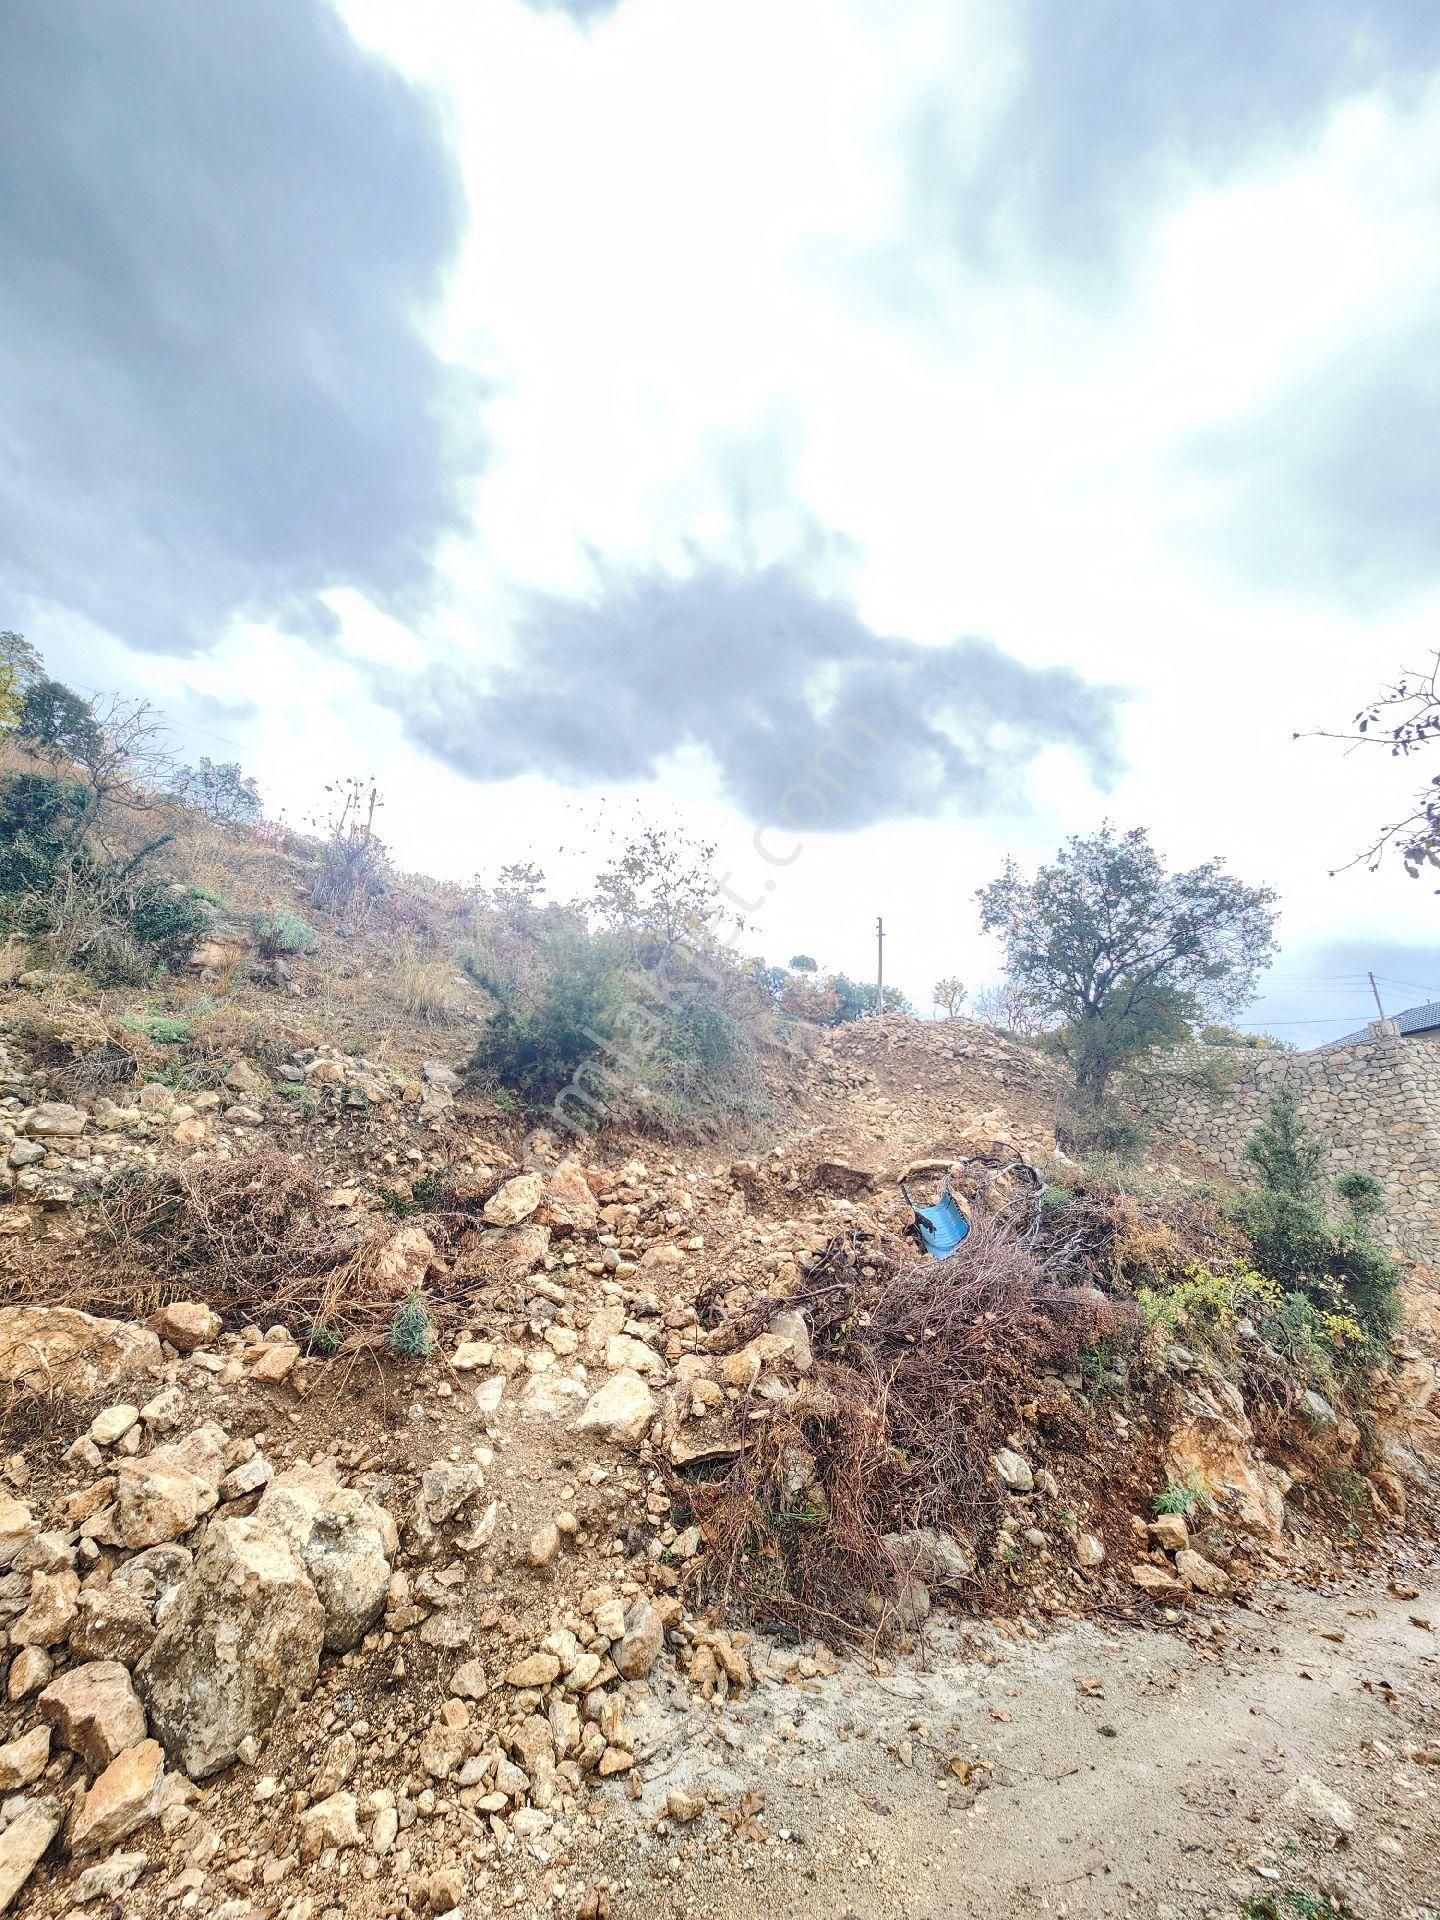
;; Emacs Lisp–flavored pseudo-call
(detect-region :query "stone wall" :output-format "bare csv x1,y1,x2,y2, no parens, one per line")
1142,1020,1440,1262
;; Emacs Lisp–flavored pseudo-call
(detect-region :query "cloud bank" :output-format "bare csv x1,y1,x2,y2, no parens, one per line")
384,560,1123,827
0,0,478,656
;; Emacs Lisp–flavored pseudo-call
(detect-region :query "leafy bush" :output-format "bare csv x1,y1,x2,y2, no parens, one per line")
1232,1089,1402,1336
468,926,637,1111
1154,1471,1206,1517
128,884,211,966
253,910,318,959
0,773,89,899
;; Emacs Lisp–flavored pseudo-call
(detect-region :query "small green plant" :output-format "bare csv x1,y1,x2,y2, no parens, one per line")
252,909,318,960
1154,1471,1207,1518
303,1324,342,1357
1241,1889,1338,1920
120,1012,192,1047
387,1292,436,1361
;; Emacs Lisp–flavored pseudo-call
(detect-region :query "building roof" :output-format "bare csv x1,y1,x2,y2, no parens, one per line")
1318,999,1440,1051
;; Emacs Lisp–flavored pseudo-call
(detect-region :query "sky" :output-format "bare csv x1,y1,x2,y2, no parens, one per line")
4,0,1438,1044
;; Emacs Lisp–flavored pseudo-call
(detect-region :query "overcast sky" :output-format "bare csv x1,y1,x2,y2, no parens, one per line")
6,0,1438,1043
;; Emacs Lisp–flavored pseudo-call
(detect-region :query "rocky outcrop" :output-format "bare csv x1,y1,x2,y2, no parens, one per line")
137,1515,325,1778
0,1307,161,1394
1166,1375,1289,1540
258,1465,395,1652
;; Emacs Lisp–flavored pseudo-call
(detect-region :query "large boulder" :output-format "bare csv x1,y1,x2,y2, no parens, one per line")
258,1466,395,1652
0,1307,161,1395
137,1516,324,1779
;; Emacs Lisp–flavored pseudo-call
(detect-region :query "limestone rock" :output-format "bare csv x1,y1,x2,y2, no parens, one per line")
0,1797,63,1910
1167,1376,1288,1539
258,1465,394,1651
70,1583,158,1667
417,1462,486,1526
992,1448,1034,1492
882,1527,977,1586
11,1568,80,1647
6,1649,52,1702
576,1372,656,1447
1075,1532,1106,1568
1130,1562,1187,1598
1175,1547,1231,1595
1148,1512,1189,1553
137,1515,324,1779
68,1852,149,1903
147,1302,219,1352
114,1455,216,1549
39,1661,147,1771
612,1598,664,1679
0,1725,50,1791
505,1652,560,1688
68,1740,166,1856
1283,1771,1356,1839
89,1404,139,1447
483,1172,544,1227
370,1224,437,1297
0,1306,161,1395
26,1100,85,1138
298,1791,361,1861
536,1161,598,1234
0,1494,35,1570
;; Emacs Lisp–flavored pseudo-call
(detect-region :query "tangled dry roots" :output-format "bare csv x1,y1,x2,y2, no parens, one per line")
682,1214,1136,1644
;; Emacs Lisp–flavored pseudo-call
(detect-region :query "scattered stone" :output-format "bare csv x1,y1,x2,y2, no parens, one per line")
527,1521,561,1569
1130,1563,1187,1599
147,1302,220,1352
11,1568,80,1647
258,1465,394,1651
577,1372,656,1446
418,1462,486,1526
39,1661,147,1771
298,1791,361,1861
449,1659,488,1700
1283,1772,1356,1840
1175,1547,1231,1595
484,1172,544,1227
1075,1532,1106,1568
1148,1512,1189,1554
0,1306,161,1395
505,1653,561,1688
89,1403,140,1447
68,1852,149,1903
666,1788,705,1824
68,1739,166,1856
992,1448,1033,1492
613,1598,664,1680
0,1494,35,1570
115,1455,217,1549
0,1726,50,1791
0,1796,62,1909
5,1647,52,1701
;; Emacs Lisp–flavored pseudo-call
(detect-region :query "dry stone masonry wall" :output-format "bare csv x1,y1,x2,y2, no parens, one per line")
1143,1021,1440,1262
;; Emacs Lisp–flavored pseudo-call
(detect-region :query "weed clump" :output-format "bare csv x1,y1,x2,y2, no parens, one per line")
386,1293,436,1361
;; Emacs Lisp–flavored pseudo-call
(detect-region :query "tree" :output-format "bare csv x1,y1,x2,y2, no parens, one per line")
971,978,1047,1038
827,974,913,1022
1312,650,1440,880
169,756,262,824
0,632,42,728
789,954,818,973
977,824,1278,1110
932,975,967,1019
591,821,729,954
17,677,103,768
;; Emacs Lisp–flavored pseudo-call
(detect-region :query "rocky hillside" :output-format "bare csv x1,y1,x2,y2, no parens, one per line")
0,847,1435,1919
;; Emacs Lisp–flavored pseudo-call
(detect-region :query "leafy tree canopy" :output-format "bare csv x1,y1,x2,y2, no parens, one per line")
977,823,1278,1104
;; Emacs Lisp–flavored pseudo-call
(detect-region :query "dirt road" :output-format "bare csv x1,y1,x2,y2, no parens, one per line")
605,1561,1440,1920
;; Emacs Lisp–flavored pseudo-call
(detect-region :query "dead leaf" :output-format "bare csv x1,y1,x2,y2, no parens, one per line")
1075,1675,1105,1697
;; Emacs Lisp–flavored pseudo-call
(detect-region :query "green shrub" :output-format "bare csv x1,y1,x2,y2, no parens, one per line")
1232,1090,1402,1336
253,910,318,959
0,773,89,899
128,884,211,966
1154,1472,1206,1517
387,1293,435,1361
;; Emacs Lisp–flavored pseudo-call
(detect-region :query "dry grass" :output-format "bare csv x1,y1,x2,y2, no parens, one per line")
681,1215,1137,1644
390,941,469,1025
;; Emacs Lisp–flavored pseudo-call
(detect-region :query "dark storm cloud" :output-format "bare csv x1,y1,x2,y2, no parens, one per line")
1186,322,1440,605
0,1,478,656
382,561,1123,827
915,0,1440,277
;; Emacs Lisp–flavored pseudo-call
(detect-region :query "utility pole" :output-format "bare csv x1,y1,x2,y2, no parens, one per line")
875,915,885,1017
1368,971,1386,1020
